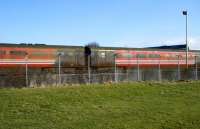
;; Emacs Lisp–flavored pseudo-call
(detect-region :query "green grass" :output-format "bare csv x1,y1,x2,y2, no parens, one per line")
0,81,200,129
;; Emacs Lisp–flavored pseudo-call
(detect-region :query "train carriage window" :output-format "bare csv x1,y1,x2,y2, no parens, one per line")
0,50,6,55
181,54,186,58
165,54,170,58
179,55,184,59
136,54,146,58
171,54,178,59
126,53,133,58
127,54,134,58
62,51,76,65
30,51,57,58
116,54,123,58
149,54,160,58
116,53,133,58
67,52,74,56
100,52,106,58
189,54,194,59
64,51,75,57
10,51,27,56
31,52,49,56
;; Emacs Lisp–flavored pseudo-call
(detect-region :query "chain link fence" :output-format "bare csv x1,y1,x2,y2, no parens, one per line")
0,66,199,88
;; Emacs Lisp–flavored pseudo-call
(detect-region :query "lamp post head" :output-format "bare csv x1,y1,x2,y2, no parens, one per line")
57,52,64,56
182,11,187,15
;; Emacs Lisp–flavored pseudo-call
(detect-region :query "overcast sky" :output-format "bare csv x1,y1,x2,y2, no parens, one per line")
0,0,199,49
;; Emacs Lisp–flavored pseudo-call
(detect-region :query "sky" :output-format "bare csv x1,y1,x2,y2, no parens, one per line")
0,0,199,49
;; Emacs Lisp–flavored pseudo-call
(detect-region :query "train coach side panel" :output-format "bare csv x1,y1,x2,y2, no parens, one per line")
0,47,57,68
91,50,115,67
115,50,197,67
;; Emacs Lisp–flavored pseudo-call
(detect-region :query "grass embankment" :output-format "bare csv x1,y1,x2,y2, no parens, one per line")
0,82,200,129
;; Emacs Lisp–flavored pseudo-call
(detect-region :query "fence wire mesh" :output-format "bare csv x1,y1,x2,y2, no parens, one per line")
0,66,199,87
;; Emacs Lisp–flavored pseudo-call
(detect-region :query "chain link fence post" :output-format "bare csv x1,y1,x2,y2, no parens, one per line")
195,56,198,80
114,54,118,83
158,57,161,81
25,55,28,87
57,52,64,86
177,55,181,80
137,57,140,81
88,55,91,84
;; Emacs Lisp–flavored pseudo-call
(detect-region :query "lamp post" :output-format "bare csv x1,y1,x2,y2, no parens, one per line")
158,57,161,81
137,57,140,81
57,52,64,85
177,55,181,80
127,51,130,82
25,55,28,87
88,54,91,84
195,56,198,80
182,10,188,68
114,54,118,83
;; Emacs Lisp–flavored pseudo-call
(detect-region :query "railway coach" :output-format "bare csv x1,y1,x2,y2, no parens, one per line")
115,50,199,68
0,43,199,71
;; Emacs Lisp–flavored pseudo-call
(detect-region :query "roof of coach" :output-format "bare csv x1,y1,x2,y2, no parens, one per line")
0,43,199,53
0,43,83,49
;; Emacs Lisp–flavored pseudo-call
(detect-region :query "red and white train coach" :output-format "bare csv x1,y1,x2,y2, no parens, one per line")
0,47,56,68
115,50,197,68
0,44,199,69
